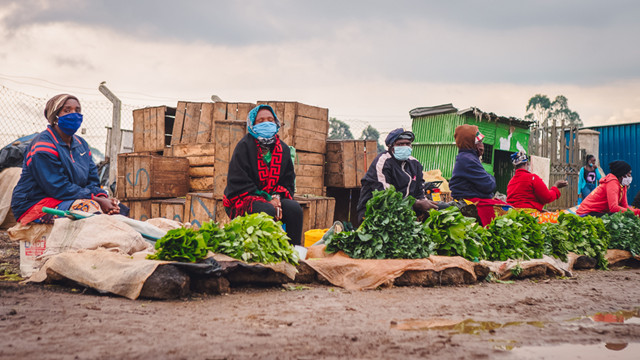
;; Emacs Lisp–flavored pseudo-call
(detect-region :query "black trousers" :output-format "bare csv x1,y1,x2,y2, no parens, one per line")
250,199,303,246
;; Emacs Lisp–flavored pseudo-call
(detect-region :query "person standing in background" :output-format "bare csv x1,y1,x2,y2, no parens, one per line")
578,154,601,205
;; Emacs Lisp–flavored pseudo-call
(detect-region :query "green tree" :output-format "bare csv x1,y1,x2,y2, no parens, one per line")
525,94,551,125
525,94,582,128
360,124,385,153
549,95,583,128
328,118,354,140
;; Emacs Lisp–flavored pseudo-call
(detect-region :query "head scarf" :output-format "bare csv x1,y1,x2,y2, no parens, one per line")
511,151,528,166
44,94,80,125
454,124,481,150
385,128,415,147
609,160,631,178
247,104,281,145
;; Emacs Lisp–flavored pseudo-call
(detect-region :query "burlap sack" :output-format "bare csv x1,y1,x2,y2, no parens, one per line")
0,167,21,229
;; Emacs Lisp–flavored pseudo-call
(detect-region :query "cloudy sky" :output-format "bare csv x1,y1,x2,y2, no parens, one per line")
1,0,639,136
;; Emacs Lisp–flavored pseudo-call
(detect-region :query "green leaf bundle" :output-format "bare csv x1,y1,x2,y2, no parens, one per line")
325,186,434,259
484,210,544,261
556,213,610,269
541,221,571,262
602,210,640,255
148,227,209,262
423,207,487,261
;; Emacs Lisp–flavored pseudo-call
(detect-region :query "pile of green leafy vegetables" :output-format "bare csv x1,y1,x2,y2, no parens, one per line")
423,207,487,261
325,186,434,259
484,210,544,261
602,210,640,256
148,212,298,265
540,221,571,262
556,213,610,269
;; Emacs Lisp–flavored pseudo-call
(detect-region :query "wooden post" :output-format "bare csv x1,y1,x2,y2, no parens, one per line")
99,83,122,196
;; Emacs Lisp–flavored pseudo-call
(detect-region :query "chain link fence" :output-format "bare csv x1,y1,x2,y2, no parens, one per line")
0,85,136,160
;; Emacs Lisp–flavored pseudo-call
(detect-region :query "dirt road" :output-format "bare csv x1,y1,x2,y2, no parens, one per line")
1,231,639,359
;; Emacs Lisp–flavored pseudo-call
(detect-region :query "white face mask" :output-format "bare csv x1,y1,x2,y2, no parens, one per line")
621,176,633,187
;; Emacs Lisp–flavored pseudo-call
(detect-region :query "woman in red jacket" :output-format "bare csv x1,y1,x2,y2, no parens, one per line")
577,160,640,217
507,151,567,222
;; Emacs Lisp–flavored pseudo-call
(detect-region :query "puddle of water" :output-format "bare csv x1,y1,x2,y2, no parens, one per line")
510,343,640,359
569,309,640,325
390,318,544,335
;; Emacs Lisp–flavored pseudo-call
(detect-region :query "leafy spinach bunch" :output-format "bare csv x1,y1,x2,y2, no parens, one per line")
423,206,487,261
325,186,434,259
541,221,571,261
484,210,544,261
602,210,640,255
210,213,299,265
148,227,209,262
557,213,610,269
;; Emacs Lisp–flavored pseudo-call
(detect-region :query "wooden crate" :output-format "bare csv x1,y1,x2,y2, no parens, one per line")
184,192,230,228
294,151,325,196
171,101,254,145
294,195,335,234
326,187,361,226
325,140,377,188
213,120,247,197
116,153,190,200
151,198,186,223
257,101,329,154
132,106,176,153
120,200,152,221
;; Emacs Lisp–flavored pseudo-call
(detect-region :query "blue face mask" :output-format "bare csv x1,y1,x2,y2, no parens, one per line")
253,122,278,139
57,112,83,136
393,146,412,161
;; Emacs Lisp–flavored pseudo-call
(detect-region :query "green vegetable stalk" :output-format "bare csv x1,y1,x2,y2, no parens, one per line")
484,210,544,261
423,207,487,261
147,227,209,262
602,210,640,256
556,213,610,270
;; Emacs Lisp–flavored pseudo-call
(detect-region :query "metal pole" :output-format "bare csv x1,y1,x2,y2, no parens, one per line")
98,82,122,196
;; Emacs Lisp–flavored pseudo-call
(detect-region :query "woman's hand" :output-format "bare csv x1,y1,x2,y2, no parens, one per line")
96,197,120,215
269,195,282,220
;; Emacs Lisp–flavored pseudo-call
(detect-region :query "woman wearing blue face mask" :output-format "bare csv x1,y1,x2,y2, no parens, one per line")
223,104,303,245
577,154,601,205
356,128,438,226
11,94,124,225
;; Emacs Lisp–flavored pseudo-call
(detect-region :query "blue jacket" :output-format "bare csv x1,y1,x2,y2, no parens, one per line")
449,149,496,199
357,151,425,215
11,126,106,220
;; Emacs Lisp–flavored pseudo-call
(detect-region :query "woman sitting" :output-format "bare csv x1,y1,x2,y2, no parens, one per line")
578,154,601,205
577,160,640,217
11,94,122,225
449,124,508,226
507,151,567,222
223,104,303,245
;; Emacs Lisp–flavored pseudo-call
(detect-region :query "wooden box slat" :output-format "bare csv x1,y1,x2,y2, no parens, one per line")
120,200,152,222
117,153,190,200
184,192,230,229
132,106,176,153
325,140,377,188
151,198,186,223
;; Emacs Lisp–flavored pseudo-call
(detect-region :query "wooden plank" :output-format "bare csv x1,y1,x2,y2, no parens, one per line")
189,166,214,178
295,151,324,166
181,102,202,144
197,102,214,143
120,153,189,199
297,175,324,189
281,102,296,144
294,115,329,134
295,186,324,196
155,107,165,151
294,135,327,154
226,103,239,120
355,141,366,185
132,109,144,152
296,102,328,120
151,198,185,223
142,108,152,152
171,101,187,145
325,198,336,228
190,177,214,191
169,143,215,157
124,200,152,221
314,199,327,229
294,164,324,178
212,102,227,121
213,120,246,198
236,103,254,121
185,155,215,167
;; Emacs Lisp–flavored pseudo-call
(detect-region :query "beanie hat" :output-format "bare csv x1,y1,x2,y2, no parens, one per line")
385,128,415,147
609,160,631,178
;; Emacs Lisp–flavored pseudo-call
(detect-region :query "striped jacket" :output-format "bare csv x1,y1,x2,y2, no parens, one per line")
356,151,426,216
11,126,106,220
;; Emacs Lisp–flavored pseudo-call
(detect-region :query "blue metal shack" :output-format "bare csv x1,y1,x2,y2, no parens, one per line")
583,122,640,203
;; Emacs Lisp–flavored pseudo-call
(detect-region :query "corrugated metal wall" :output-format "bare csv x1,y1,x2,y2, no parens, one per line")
587,123,640,204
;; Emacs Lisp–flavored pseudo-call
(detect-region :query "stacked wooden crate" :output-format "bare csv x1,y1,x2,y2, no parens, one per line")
324,140,378,225
257,101,329,196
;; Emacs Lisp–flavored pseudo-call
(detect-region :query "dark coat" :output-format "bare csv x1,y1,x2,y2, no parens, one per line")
449,149,496,199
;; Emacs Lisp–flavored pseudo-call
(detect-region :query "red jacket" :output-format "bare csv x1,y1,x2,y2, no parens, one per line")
577,173,640,216
507,168,561,211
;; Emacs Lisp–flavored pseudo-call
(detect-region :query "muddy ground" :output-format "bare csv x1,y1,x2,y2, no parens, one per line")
0,229,639,359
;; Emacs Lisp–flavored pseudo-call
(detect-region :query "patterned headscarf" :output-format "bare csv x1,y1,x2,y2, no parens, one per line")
247,104,281,145
44,94,80,124
511,151,528,166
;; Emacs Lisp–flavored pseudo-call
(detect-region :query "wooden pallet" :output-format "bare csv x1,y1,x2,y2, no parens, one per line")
132,106,176,153
116,153,190,199
325,140,377,188
257,101,329,154
150,198,186,223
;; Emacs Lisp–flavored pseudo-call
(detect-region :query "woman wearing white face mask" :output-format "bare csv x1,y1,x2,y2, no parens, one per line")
577,160,640,217
578,154,601,205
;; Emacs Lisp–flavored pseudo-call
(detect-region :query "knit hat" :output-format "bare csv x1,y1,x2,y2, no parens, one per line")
385,128,414,147
609,160,631,178
44,94,80,124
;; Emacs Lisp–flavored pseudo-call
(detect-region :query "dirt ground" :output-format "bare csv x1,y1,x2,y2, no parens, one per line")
1,229,639,360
